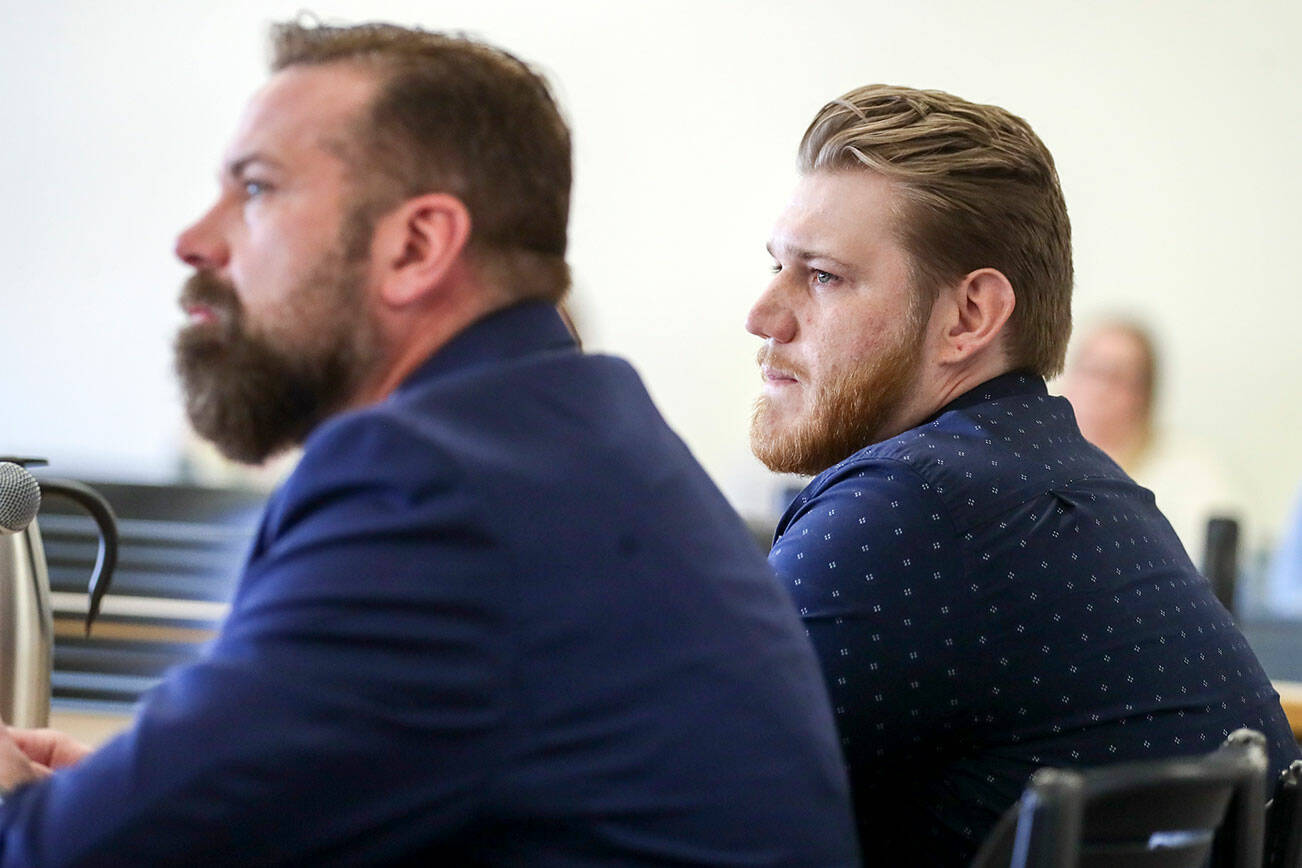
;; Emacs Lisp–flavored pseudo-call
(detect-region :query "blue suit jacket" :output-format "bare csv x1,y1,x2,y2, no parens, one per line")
0,303,858,866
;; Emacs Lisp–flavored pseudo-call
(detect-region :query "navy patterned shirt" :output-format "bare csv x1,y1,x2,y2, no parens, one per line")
771,371,1299,866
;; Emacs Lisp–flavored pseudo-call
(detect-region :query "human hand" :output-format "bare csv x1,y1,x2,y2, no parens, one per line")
0,726,51,793
6,727,92,771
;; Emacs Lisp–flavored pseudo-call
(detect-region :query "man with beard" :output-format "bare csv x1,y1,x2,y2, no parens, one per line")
0,22,859,866
747,84,1300,866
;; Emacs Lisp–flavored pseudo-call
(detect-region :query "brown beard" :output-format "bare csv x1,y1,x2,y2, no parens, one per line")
750,312,928,476
173,243,377,465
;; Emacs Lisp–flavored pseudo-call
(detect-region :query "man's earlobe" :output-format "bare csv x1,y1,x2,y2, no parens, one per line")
943,268,1016,362
376,193,473,307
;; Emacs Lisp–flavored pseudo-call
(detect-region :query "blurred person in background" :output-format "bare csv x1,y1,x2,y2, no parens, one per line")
1059,318,1239,563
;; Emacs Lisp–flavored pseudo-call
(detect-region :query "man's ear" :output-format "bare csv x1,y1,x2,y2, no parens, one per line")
937,268,1017,364
370,193,473,307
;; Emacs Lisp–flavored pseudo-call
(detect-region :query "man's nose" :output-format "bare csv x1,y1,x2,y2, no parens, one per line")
745,282,797,344
174,204,230,271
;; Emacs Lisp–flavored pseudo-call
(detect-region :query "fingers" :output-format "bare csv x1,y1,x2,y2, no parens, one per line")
7,728,60,767
7,727,93,770
0,727,45,792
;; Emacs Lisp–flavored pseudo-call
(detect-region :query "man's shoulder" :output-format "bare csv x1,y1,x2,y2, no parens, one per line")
390,350,661,450
256,404,471,551
777,454,956,552
821,390,1117,531
272,348,710,547
298,398,459,485
308,350,649,463
400,342,642,408
785,412,994,532
866,389,1082,471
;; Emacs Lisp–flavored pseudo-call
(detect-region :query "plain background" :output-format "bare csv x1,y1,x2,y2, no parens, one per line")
2,0,1299,552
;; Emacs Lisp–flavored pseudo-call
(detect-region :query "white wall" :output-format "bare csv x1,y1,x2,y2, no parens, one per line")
3,0,1299,543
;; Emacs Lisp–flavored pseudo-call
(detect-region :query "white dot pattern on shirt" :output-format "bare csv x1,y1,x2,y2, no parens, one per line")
770,375,1298,858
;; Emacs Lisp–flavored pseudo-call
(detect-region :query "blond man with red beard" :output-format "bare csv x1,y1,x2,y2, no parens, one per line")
747,85,1299,866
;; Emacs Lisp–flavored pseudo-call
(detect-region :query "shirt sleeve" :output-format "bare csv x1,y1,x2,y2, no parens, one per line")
0,413,514,866
770,460,971,778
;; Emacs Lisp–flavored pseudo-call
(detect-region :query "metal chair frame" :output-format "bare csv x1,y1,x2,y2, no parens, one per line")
1266,760,1302,868
972,734,1269,868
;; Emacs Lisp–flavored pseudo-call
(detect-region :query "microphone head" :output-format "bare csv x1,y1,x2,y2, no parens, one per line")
0,462,41,534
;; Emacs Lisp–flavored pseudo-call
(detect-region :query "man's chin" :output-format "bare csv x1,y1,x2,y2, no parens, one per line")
749,394,895,476
177,361,324,466
750,405,812,475
183,397,292,466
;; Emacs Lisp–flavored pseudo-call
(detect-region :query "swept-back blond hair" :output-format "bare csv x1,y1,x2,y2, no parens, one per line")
800,84,1073,377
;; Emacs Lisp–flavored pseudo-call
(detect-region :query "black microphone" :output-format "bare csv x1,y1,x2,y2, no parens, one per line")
0,461,41,534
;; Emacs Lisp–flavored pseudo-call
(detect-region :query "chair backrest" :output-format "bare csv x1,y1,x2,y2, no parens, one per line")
971,735,1268,868
1203,516,1241,615
1266,760,1302,868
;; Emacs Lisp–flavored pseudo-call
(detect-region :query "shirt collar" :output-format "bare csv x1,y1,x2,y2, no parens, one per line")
921,370,1048,424
394,301,577,397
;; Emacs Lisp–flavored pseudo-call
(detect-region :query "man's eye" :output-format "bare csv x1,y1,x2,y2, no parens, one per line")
770,263,782,275
812,269,838,285
242,180,270,198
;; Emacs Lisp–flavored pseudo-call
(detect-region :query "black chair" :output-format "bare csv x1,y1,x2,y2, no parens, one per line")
1266,760,1302,868
1203,516,1241,616
970,733,1268,867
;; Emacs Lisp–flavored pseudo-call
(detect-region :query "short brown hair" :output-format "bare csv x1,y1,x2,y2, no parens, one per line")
800,84,1073,377
271,19,572,304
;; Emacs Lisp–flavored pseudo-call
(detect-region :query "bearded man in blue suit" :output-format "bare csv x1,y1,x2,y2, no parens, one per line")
0,21,857,866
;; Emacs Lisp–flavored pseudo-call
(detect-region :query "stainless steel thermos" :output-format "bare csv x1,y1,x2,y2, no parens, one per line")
0,458,117,727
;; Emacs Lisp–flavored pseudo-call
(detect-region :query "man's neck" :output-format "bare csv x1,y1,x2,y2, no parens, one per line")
349,282,510,409
884,352,1018,440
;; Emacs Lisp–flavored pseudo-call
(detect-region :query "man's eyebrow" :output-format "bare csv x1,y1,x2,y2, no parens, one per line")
766,242,854,272
222,153,283,181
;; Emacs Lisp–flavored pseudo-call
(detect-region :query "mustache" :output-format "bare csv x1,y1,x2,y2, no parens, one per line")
755,344,807,380
178,271,241,322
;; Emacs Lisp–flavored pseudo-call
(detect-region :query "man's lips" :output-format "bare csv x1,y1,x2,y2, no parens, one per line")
183,303,219,326
178,270,241,330
761,365,800,385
